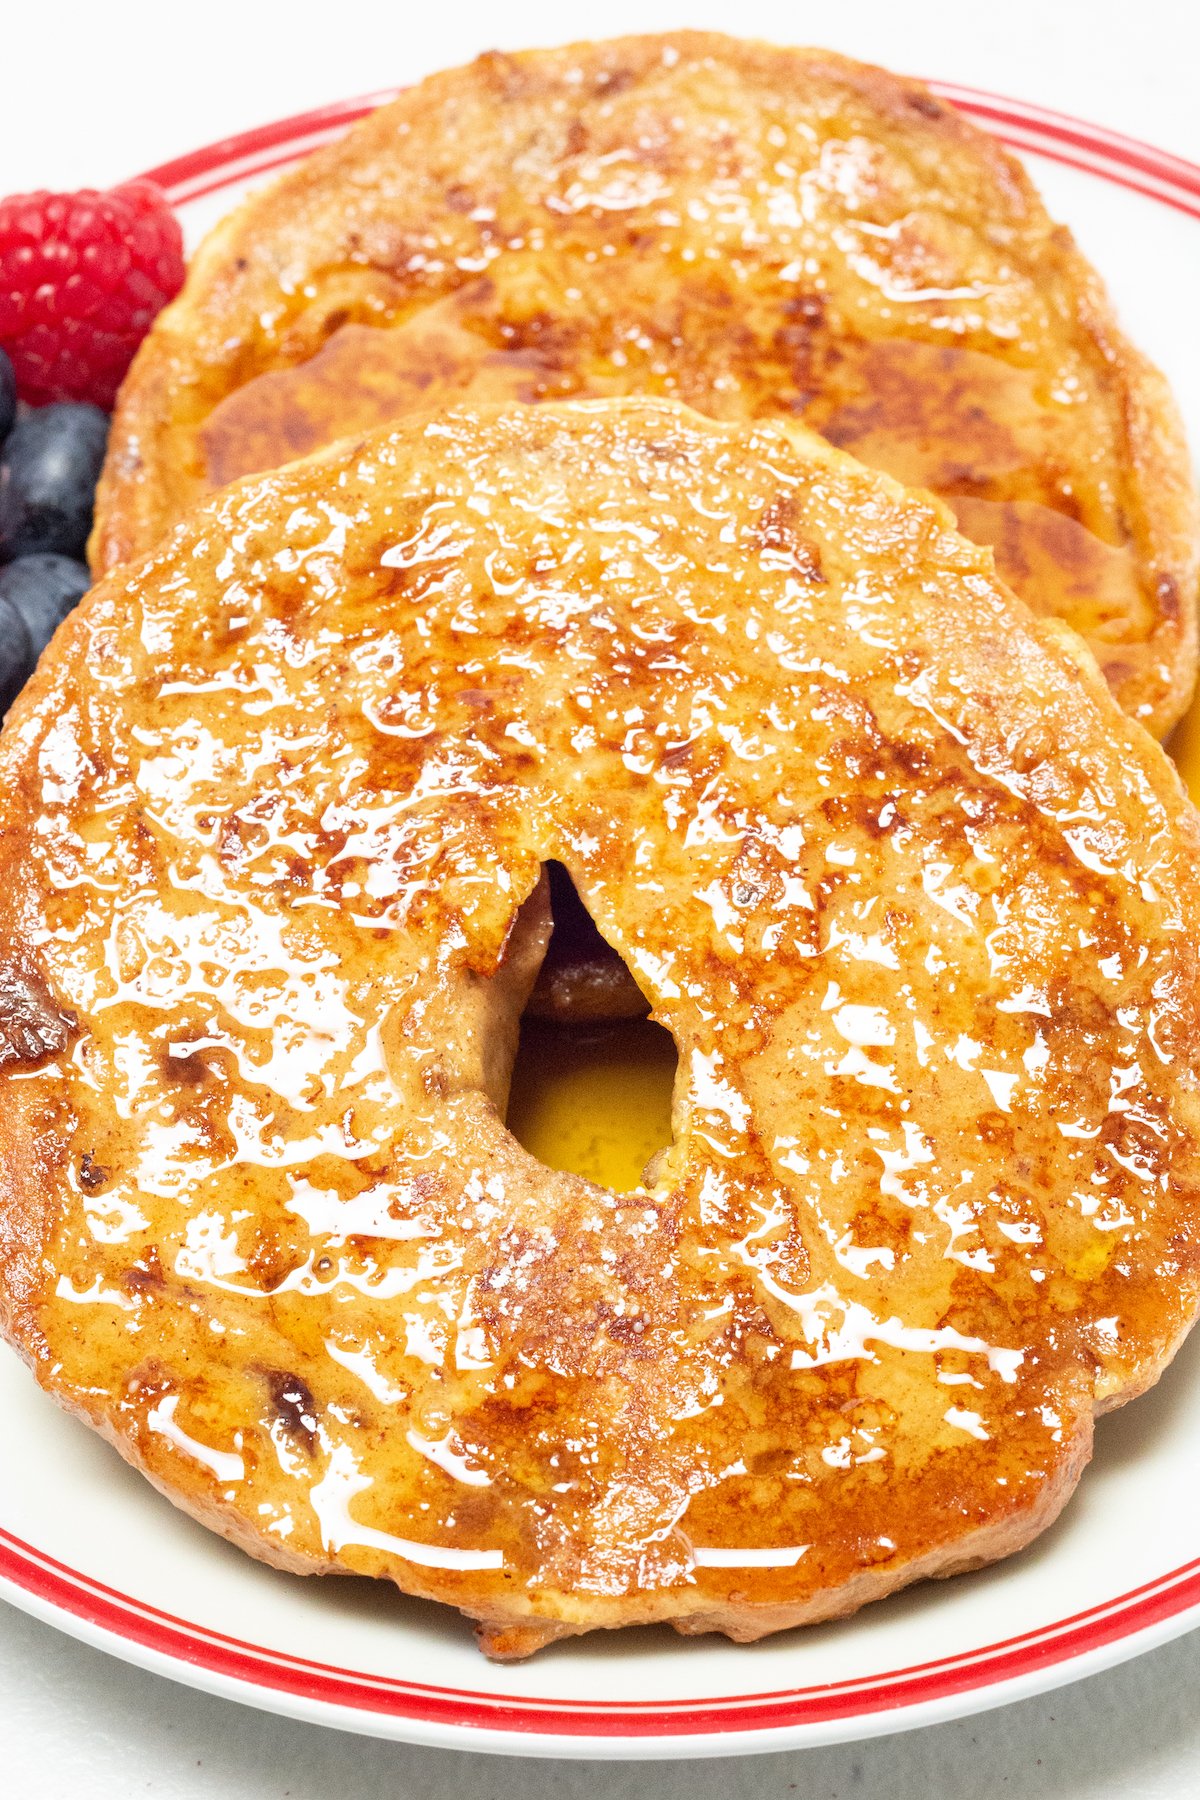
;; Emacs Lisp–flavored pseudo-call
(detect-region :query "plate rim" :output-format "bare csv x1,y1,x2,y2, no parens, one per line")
4,78,1200,1759
6,1511,1200,1758
134,79,1200,222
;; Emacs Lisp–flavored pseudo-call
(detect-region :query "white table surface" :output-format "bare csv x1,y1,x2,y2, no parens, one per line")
4,0,1200,1791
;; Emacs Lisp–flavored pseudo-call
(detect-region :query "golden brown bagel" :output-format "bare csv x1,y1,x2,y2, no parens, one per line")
9,400,1200,1657
93,32,1199,735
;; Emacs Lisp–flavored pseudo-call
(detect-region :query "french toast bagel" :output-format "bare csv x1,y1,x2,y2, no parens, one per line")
94,33,1199,735
6,400,1200,1655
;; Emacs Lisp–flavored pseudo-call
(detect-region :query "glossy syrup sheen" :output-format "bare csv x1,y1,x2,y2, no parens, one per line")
520,679,1200,1202
5,401,1200,1659
538,695,1200,1210
203,327,1147,659
532,705,1200,1209
95,34,1198,738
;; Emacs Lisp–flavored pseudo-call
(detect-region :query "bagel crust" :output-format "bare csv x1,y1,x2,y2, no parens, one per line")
93,32,1200,735
7,399,1200,1656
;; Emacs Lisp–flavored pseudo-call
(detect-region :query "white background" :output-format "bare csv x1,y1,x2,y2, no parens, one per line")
3,0,1200,1792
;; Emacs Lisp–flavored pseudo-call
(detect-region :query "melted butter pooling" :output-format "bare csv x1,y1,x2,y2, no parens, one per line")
6,399,1200,1652
506,1015,677,1194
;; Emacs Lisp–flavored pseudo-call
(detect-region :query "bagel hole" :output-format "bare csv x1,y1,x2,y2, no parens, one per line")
505,862,677,1194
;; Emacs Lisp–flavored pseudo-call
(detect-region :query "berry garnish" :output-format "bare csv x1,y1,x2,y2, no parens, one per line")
0,347,14,443
0,553,90,659
0,590,33,717
0,402,109,561
0,182,185,409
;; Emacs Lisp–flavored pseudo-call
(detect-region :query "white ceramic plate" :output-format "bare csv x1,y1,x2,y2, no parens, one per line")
2,84,1200,1762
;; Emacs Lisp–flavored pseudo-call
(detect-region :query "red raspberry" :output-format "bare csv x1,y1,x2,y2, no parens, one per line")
0,182,185,410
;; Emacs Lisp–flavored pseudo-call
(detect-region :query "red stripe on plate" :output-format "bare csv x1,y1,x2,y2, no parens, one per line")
1,79,1174,1744
933,82,1200,190
137,92,401,193
135,82,1200,226
4,1516,1200,1735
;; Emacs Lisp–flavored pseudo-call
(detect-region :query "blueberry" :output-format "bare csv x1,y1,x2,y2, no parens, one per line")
0,403,109,562
0,591,34,718
0,554,90,660
0,348,14,446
